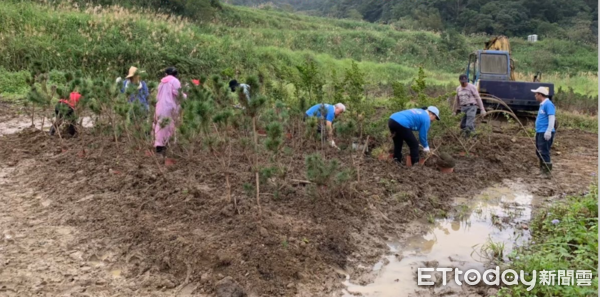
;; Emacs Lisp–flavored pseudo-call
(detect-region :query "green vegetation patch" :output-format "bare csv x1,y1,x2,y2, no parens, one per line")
499,184,598,296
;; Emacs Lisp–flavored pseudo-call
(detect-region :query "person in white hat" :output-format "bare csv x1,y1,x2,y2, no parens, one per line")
304,103,346,149
531,86,556,174
388,106,440,166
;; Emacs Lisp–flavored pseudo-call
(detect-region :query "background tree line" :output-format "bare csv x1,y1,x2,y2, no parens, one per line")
225,0,598,44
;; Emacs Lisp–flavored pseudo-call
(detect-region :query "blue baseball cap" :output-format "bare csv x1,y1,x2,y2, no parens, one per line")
427,106,440,120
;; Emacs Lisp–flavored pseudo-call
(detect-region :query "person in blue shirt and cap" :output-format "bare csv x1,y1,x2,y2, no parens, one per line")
532,86,556,175
304,103,346,149
388,106,440,165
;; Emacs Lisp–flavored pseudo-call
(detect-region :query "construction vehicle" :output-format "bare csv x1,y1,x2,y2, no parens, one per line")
464,36,554,112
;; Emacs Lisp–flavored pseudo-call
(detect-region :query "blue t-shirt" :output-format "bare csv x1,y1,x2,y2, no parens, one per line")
306,104,335,122
535,99,556,133
390,109,431,148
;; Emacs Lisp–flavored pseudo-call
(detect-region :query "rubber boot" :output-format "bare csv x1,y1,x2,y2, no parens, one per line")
541,162,552,177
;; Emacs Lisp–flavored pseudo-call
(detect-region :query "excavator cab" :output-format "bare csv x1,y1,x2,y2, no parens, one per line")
465,50,512,85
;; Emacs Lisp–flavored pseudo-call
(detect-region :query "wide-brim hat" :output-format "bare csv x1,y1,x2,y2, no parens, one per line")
126,66,138,79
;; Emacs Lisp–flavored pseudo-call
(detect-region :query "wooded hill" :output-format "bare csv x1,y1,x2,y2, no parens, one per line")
226,0,598,44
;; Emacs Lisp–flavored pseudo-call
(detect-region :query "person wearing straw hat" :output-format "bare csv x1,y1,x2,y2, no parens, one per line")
454,74,486,137
532,86,556,175
121,66,150,112
304,103,346,149
388,106,440,166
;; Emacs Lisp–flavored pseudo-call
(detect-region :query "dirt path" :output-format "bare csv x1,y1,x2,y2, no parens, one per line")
0,106,596,297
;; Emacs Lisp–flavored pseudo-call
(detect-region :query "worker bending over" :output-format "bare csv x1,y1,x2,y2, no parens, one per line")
229,80,250,109
388,106,440,165
454,74,486,137
532,86,556,175
304,103,346,149
50,91,82,137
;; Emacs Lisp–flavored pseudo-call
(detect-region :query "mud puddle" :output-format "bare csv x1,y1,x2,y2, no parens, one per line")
0,116,93,136
342,180,536,297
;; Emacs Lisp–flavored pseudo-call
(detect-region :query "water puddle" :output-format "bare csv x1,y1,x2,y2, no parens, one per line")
342,180,536,297
0,116,94,136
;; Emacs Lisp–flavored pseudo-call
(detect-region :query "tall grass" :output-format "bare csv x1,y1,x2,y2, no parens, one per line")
0,1,597,100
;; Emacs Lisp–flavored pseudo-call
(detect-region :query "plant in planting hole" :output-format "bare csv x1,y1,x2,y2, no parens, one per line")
334,118,358,146
80,76,132,146
178,81,215,154
209,75,231,108
305,153,351,199
236,75,267,216
25,61,55,131
212,101,238,211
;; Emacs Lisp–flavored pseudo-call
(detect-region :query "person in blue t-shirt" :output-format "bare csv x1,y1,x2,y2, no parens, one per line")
388,106,440,165
532,86,556,174
304,103,346,149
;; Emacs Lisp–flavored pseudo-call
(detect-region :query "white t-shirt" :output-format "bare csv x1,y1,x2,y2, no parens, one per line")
239,84,250,102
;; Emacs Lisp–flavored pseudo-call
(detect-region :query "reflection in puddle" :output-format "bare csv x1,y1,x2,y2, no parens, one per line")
343,181,535,297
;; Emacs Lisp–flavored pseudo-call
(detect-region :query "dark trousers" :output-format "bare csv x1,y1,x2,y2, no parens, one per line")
50,103,77,136
535,132,555,164
303,114,322,134
388,119,419,164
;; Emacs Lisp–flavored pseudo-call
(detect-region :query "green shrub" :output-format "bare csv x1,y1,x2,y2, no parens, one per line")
0,68,31,100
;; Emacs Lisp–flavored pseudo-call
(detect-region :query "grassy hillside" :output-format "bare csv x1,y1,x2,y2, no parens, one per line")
0,1,597,100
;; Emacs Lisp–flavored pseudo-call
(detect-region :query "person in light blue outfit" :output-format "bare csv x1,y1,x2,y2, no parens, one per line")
304,103,346,149
388,106,440,165
532,86,556,175
120,66,150,112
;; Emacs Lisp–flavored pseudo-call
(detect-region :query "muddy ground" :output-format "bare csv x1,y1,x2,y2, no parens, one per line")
0,102,596,297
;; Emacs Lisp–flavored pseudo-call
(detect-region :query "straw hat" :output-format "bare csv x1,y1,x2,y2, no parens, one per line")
126,66,138,79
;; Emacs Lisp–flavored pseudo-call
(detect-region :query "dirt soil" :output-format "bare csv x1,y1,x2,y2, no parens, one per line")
0,102,596,297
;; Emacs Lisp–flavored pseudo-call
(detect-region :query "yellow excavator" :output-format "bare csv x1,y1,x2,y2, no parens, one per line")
464,35,553,111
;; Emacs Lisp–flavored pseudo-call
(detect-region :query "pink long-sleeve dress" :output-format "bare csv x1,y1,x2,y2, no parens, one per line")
153,75,182,148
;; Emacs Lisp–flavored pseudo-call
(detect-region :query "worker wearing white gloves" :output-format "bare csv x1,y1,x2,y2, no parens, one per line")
304,103,346,149
388,106,440,166
532,87,556,174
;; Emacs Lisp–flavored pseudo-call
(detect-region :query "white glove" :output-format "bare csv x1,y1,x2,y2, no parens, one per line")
422,146,430,153
330,140,340,150
544,131,552,141
480,110,487,116
116,77,122,84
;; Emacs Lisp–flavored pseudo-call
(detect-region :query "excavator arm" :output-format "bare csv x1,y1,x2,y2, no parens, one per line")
484,36,515,81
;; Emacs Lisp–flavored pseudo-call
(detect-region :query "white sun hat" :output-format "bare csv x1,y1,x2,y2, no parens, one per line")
531,86,549,96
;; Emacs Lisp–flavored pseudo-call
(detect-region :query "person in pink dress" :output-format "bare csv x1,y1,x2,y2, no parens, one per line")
153,67,184,156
